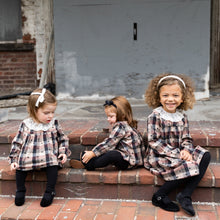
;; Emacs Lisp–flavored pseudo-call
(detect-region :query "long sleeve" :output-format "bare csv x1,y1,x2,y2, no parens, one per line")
55,120,70,156
8,122,25,164
92,122,125,157
180,115,194,154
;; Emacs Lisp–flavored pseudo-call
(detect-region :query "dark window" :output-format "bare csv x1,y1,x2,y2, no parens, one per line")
0,0,22,41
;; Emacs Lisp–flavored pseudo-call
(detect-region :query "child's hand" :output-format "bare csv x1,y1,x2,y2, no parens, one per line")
82,151,96,164
10,162,18,170
58,154,67,164
180,150,192,161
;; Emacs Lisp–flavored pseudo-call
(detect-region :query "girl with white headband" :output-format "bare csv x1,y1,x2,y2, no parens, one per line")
144,73,210,216
8,88,70,207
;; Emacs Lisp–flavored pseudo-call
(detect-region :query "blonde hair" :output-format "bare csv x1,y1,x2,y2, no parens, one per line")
104,96,138,129
27,88,57,121
145,73,195,110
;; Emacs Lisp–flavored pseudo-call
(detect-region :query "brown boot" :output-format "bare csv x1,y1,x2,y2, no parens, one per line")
69,159,85,169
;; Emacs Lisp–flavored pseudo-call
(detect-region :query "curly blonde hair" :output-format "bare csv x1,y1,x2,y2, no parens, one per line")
104,96,138,129
145,73,195,111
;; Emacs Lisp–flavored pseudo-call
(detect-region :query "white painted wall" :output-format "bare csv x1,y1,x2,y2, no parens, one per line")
21,0,54,80
54,0,210,99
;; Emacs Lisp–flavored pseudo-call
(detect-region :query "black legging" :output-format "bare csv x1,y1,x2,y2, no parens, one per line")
156,152,211,197
16,166,58,193
83,150,129,171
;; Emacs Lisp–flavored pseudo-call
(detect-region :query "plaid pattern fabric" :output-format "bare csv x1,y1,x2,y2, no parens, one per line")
144,108,207,181
92,121,145,167
8,119,69,171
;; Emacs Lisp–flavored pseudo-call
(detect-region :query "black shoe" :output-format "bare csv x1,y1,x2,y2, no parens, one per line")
176,192,195,216
152,193,180,212
15,191,26,206
40,191,55,207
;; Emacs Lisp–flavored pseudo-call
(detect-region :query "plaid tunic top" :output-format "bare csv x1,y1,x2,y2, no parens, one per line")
144,107,207,181
92,121,145,167
8,118,70,171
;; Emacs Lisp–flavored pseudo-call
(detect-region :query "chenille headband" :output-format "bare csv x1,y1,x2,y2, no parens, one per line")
31,88,46,107
157,75,186,88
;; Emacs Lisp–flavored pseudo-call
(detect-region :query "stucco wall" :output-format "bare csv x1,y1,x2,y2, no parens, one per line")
54,0,210,99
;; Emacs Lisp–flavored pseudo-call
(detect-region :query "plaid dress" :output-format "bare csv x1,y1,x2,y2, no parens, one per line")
8,118,70,171
144,107,208,181
92,121,145,167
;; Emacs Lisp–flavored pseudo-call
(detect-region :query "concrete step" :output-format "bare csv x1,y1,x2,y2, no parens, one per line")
1,159,220,203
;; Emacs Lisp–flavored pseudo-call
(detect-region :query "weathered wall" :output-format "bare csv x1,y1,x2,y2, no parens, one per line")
54,0,210,99
0,0,54,94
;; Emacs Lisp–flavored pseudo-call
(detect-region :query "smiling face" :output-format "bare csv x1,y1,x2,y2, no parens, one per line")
159,84,183,113
35,103,57,124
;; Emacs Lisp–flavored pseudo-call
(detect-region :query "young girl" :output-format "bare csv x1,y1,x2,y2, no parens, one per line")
70,96,145,171
144,73,210,216
8,88,70,207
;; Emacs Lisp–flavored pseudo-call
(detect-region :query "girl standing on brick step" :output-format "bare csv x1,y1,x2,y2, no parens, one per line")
144,73,210,216
8,88,70,207
70,96,145,171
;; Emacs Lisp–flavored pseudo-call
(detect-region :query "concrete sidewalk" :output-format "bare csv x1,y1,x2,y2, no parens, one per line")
3,95,220,122
0,196,219,220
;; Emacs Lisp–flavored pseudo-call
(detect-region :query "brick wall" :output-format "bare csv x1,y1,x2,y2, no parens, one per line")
0,50,37,92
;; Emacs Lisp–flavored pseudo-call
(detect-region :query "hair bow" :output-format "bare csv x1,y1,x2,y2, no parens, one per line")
31,88,46,107
103,100,117,108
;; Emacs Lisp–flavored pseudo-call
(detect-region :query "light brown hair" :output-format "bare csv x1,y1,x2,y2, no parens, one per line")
27,88,57,121
104,96,138,129
145,73,195,110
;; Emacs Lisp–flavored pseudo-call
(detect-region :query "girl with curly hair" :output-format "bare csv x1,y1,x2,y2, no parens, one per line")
144,73,210,216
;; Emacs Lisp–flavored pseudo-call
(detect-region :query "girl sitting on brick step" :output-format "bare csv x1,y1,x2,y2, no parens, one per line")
144,73,211,216
8,88,70,207
70,96,145,171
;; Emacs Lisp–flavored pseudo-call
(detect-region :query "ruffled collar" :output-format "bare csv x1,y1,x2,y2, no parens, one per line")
23,118,54,131
155,106,184,122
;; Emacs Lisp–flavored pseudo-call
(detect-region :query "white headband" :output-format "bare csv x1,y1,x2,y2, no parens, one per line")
31,88,46,107
157,75,186,88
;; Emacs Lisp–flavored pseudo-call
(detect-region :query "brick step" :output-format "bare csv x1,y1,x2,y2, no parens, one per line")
1,120,220,162
1,159,220,203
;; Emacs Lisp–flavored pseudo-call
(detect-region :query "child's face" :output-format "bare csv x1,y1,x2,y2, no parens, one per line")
105,108,117,126
159,84,183,113
35,103,57,124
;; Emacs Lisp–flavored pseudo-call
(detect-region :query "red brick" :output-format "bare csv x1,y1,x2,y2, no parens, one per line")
102,170,118,184
120,170,137,184
156,208,175,219
198,167,213,187
97,200,119,213
81,131,100,145
197,210,218,220
37,204,63,220
85,170,102,183
138,168,154,184
96,213,114,220
62,199,83,212
210,164,220,187
115,206,136,220
75,204,99,220
69,169,85,183
56,212,77,220
68,133,81,144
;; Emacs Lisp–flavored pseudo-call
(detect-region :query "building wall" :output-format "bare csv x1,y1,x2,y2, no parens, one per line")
54,0,210,99
0,0,54,94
